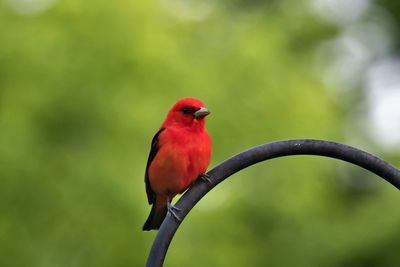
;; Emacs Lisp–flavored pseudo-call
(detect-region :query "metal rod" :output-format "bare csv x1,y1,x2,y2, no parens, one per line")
146,139,400,267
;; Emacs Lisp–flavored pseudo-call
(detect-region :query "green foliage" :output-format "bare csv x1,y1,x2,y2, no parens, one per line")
0,1,399,266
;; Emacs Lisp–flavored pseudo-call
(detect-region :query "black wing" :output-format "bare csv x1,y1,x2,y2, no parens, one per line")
145,128,166,205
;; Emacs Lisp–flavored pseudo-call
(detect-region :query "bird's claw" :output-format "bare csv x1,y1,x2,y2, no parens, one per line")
167,202,181,222
200,173,212,184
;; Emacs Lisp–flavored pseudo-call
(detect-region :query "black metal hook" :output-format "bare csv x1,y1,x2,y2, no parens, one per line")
146,139,400,267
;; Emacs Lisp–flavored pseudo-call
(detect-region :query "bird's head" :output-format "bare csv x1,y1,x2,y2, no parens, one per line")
162,98,210,130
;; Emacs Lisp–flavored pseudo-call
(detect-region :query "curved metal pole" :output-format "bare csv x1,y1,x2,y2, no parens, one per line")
146,139,400,267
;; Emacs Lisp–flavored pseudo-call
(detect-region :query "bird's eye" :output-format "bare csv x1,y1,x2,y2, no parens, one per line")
182,108,195,115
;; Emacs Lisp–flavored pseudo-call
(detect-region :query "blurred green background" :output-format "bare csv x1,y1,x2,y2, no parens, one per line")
1,0,400,266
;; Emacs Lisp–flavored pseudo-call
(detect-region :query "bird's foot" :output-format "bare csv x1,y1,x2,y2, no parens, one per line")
200,173,212,184
167,202,181,222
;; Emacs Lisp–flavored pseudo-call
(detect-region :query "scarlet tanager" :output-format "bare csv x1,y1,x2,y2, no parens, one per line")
143,98,212,231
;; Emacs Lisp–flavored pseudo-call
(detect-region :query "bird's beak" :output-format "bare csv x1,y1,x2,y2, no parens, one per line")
194,107,210,119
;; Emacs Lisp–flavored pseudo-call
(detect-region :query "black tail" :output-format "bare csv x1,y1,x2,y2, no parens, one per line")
142,204,168,231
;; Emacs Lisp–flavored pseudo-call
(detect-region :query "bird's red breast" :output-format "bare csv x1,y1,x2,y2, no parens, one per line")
149,125,211,197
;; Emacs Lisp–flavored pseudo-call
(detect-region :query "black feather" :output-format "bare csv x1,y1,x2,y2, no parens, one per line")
144,128,166,205
142,204,168,231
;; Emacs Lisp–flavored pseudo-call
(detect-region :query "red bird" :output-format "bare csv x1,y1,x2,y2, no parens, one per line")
143,98,212,231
